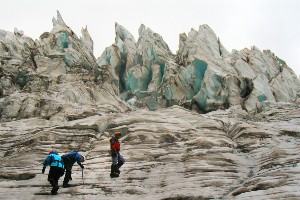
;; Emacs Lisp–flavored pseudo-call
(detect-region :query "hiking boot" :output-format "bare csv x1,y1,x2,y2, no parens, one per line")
110,172,119,178
115,169,120,174
51,188,58,195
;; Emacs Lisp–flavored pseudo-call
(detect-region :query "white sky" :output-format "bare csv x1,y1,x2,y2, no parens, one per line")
1,0,299,77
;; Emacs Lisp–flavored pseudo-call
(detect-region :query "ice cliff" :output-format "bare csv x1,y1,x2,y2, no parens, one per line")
0,11,129,122
98,23,300,113
1,11,300,121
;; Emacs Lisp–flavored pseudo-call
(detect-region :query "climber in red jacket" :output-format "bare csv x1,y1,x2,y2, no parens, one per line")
110,131,125,178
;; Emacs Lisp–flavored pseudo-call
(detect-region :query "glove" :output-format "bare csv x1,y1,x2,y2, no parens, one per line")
42,167,46,174
80,164,84,169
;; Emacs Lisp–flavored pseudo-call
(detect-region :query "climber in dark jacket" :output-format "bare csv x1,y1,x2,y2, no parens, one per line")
61,152,84,187
42,150,64,195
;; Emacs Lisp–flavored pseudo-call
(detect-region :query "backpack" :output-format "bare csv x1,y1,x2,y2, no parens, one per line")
49,154,64,169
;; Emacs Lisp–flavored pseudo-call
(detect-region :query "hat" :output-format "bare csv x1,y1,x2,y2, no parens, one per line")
49,150,56,154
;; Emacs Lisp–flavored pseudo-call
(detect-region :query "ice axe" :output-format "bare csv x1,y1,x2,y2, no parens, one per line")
81,168,84,185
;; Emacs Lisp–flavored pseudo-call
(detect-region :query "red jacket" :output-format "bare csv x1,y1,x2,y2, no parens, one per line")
110,136,120,152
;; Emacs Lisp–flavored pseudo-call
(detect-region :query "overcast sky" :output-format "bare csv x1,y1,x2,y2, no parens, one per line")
1,0,299,77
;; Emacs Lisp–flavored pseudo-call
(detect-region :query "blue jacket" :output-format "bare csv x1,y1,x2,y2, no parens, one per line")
62,152,84,167
43,152,64,169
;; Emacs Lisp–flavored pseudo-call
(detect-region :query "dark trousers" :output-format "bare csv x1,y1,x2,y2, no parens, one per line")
111,153,125,174
63,163,73,184
48,166,64,193
111,153,125,166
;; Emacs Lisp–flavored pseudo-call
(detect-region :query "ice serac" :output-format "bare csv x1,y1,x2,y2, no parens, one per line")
0,11,129,121
174,25,300,112
38,10,97,71
0,27,37,98
96,22,300,112
97,23,179,109
1,11,300,119
81,26,93,52
228,46,300,111
177,24,230,66
98,23,238,111
97,23,136,93
132,24,179,107
174,25,241,112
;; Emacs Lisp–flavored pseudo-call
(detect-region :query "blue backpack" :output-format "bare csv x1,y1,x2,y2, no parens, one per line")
49,153,64,169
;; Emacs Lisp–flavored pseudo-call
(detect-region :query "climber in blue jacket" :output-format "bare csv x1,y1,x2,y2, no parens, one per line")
61,152,84,187
42,150,64,195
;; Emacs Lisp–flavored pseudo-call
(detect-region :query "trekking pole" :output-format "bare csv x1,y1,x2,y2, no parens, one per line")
82,168,84,185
